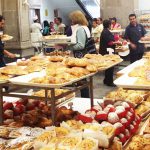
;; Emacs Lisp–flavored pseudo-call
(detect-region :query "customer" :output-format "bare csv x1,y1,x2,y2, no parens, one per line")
49,21,55,33
111,17,121,29
97,17,103,33
124,14,146,63
43,20,49,36
54,17,66,34
100,20,120,86
91,18,100,52
0,15,16,67
67,10,91,98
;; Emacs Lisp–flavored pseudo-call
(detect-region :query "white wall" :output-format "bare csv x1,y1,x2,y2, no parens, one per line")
40,0,55,23
139,0,150,11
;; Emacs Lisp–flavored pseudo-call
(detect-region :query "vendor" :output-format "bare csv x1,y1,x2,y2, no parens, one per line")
0,15,16,67
100,20,120,86
111,17,121,30
124,14,146,63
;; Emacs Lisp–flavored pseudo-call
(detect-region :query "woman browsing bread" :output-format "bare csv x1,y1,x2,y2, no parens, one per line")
66,10,91,98
67,10,91,58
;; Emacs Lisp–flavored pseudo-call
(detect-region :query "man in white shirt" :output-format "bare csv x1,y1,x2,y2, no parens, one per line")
30,16,42,52
31,16,42,34
97,17,103,33
54,17,66,34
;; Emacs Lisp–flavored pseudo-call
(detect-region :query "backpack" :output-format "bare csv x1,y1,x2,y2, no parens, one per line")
74,28,97,58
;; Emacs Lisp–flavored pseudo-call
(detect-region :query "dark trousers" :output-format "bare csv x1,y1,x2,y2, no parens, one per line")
0,58,5,67
103,67,114,85
130,53,144,63
81,87,89,98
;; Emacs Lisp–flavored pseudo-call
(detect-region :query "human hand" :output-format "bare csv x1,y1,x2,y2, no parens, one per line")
8,53,16,58
130,43,136,49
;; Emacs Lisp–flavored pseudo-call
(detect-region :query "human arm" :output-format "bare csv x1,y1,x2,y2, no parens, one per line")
4,50,16,58
67,28,86,51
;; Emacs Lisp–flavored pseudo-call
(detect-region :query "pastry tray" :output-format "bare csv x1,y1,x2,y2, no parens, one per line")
116,59,146,75
110,29,125,33
98,59,123,71
114,74,150,90
8,70,96,88
139,40,150,44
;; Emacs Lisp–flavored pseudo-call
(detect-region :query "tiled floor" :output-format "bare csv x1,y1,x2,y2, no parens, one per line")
77,61,130,98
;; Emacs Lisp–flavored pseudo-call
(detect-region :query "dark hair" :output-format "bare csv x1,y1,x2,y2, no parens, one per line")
56,17,62,23
33,20,38,23
99,17,103,21
43,20,49,27
93,18,97,22
103,20,111,28
0,15,5,22
129,14,136,18
112,17,117,22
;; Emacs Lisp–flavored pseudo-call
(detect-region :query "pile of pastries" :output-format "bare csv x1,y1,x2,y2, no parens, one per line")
77,100,141,145
126,118,150,150
105,88,148,106
46,50,71,56
135,95,150,118
128,59,150,85
0,73,10,81
0,120,117,150
30,54,122,85
105,88,150,120
43,34,68,40
3,98,78,128
1,34,13,41
0,54,122,84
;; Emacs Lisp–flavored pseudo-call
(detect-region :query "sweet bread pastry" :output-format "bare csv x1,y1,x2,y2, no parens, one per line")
67,67,90,77
55,127,69,137
76,138,98,150
0,128,10,138
24,65,43,73
84,54,102,59
0,73,9,81
0,65,28,75
64,57,88,67
49,56,64,62
86,65,98,72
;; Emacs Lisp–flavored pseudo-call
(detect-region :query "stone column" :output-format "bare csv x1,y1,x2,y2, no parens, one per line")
1,0,34,57
101,0,139,28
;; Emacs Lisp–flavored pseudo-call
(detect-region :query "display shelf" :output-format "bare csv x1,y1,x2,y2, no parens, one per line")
0,76,94,125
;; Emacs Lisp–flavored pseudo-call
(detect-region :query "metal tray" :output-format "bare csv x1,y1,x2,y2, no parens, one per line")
114,74,150,90
116,59,145,75
9,70,95,88
139,40,150,44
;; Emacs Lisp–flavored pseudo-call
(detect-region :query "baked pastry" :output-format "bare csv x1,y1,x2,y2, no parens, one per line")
0,65,28,75
67,67,90,77
86,65,98,72
55,127,69,137
0,128,10,138
0,73,9,81
76,138,98,150
49,56,64,62
64,57,88,67
17,59,30,66
24,65,43,73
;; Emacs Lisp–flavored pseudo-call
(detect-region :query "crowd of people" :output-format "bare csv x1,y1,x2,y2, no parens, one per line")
0,9,146,98
29,11,147,89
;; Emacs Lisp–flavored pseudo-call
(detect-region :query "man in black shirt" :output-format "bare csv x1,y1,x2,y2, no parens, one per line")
124,14,146,63
0,15,15,67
